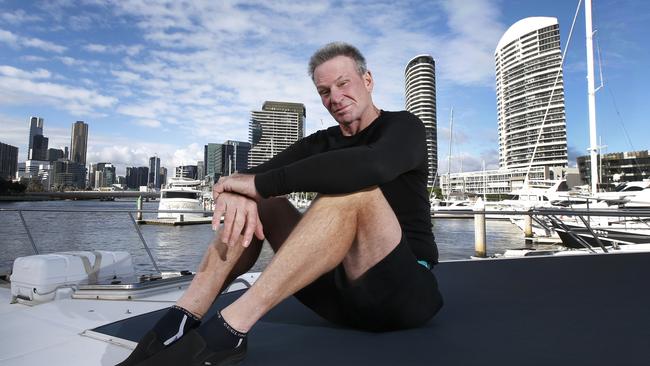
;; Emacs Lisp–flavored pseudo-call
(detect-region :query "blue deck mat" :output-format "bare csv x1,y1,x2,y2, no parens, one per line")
94,251,650,365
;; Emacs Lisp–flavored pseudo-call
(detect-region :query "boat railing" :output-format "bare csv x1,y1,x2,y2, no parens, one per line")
0,207,215,276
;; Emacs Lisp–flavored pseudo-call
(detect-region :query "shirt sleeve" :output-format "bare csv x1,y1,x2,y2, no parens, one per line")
254,112,426,197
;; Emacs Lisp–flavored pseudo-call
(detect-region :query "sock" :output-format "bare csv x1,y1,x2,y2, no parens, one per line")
153,305,201,347
197,310,247,351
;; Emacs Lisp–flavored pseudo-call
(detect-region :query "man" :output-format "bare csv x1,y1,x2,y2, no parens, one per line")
118,42,443,366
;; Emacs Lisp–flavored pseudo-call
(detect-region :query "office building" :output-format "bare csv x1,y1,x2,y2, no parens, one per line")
223,140,251,176
405,55,438,187
46,148,65,162
248,101,305,168
27,117,43,160
495,17,567,170
90,162,116,188
30,134,49,161
197,160,204,180
578,150,650,186
205,143,224,181
148,156,161,189
175,165,198,179
70,121,89,166
51,160,85,189
160,167,167,188
126,167,149,189
0,142,19,180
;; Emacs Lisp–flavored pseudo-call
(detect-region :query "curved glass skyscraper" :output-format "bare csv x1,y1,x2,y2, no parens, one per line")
405,55,437,186
495,17,567,170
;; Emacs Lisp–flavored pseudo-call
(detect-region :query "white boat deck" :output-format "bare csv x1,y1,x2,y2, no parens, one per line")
0,284,184,365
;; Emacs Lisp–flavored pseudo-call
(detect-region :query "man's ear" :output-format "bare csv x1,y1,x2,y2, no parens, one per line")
364,70,374,92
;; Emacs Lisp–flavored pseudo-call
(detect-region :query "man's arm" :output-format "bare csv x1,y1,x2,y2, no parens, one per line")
254,113,425,197
211,192,265,247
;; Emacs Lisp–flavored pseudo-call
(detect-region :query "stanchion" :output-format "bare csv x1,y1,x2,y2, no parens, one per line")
474,198,487,258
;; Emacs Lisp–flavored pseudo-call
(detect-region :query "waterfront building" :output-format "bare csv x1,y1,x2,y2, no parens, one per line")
70,121,89,166
16,162,25,180
495,17,568,171
204,143,224,181
148,156,161,189
46,148,65,162
29,134,49,161
405,55,437,187
0,142,19,181
160,167,167,188
223,140,251,176
90,162,116,188
175,165,198,179
126,166,149,189
577,150,650,187
440,166,570,197
197,161,205,181
51,160,85,189
27,116,43,161
248,101,305,168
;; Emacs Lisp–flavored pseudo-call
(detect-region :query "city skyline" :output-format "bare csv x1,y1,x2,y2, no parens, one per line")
1,1,649,177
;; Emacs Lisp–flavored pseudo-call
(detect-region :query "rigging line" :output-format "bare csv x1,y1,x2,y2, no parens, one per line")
523,0,583,186
605,85,644,176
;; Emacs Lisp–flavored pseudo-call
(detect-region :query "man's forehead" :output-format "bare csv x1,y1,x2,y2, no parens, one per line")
314,56,356,85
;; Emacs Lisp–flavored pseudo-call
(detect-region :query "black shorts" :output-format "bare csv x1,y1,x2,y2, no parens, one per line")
294,235,443,332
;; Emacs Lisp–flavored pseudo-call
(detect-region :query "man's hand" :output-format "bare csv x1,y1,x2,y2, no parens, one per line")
213,174,261,202
212,192,265,247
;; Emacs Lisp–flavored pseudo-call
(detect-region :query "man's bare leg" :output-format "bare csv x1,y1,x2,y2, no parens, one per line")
176,197,302,318
221,187,401,332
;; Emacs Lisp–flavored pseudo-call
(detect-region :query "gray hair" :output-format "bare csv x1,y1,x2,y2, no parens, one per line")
308,42,367,81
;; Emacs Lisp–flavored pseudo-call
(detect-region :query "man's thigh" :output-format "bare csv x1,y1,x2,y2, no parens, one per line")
295,236,443,332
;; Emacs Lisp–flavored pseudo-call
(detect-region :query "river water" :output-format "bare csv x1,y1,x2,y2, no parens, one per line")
0,199,540,275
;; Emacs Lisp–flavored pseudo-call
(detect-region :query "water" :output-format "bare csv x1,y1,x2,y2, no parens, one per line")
0,200,535,275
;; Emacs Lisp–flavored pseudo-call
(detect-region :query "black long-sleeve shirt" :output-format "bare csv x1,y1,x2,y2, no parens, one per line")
247,110,438,264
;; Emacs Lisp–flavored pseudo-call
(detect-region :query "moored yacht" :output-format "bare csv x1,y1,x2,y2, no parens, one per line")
157,177,205,219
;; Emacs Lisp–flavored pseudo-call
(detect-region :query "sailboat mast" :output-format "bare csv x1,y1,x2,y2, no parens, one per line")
585,0,599,193
446,108,453,200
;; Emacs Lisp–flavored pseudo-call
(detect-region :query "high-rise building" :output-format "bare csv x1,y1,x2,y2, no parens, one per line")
405,55,438,186
27,116,43,160
0,142,19,180
205,143,224,181
90,162,116,188
30,134,49,161
223,140,251,176
196,161,204,178
126,166,149,189
160,167,167,188
46,148,65,162
495,17,568,170
70,121,89,166
51,160,85,189
248,101,305,168
148,156,161,188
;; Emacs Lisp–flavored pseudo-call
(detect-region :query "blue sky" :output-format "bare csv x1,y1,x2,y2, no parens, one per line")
1,0,648,176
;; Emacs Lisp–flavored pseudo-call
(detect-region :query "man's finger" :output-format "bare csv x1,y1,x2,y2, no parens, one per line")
242,207,257,248
212,199,226,231
229,208,246,247
221,202,235,244
254,210,265,240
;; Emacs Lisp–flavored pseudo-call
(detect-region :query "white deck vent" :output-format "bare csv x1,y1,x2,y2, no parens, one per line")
10,251,135,304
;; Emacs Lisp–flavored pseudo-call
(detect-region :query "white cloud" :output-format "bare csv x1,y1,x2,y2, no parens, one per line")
0,66,117,115
0,65,51,79
0,28,67,53
0,9,41,25
135,119,162,128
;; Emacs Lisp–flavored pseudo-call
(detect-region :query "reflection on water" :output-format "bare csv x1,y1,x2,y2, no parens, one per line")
1,200,534,274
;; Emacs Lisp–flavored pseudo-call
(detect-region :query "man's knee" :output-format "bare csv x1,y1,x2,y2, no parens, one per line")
314,187,385,210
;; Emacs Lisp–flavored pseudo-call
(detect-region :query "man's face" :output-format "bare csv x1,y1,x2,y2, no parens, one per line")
313,55,373,126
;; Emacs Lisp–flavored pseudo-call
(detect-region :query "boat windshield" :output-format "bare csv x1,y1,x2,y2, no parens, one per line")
162,191,199,199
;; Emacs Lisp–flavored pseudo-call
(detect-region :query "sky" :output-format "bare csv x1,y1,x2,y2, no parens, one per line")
1,0,649,177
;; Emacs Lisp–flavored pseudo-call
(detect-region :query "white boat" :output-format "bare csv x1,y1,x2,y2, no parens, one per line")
157,177,205,219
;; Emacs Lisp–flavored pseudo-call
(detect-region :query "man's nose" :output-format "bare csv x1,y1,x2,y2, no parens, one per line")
330,88,343,104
